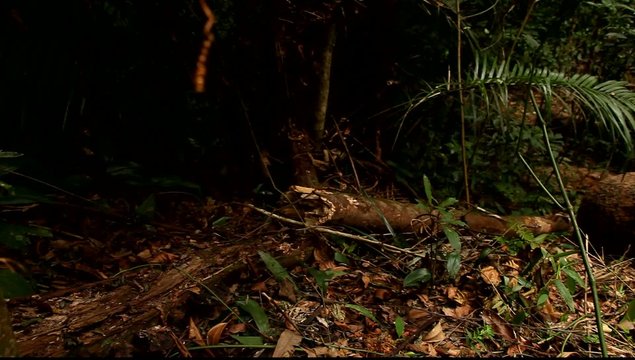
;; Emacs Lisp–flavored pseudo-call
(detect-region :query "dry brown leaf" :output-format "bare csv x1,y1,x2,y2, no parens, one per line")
480,266,501,286
272,329,302,357
374,288,391,300
313,247,334,270
186,286,201,295
455,304,473,317
136,249,152,261
304,346,347,357
304,346,328,357
506,343,526,356
540,299,562,322
169,329,192,358
407,308,429,321
251,281,267,292
446,286,458,299
228,322,247,333
481,310,515,342
503,259,521,270
188,317,206,347
279,278,297,303
446,286,467,304
206,322,228,345
408,342,437,356
149,251,179,264
422,321,445,342
559,351,581,357
361,274,371,288
442,307,455,317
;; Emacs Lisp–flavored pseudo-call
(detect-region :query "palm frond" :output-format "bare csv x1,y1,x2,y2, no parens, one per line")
402,56,635,151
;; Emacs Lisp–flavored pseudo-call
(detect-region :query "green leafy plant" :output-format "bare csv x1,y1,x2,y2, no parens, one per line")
403,268,432,287
0,269,34,299
417,175,466,279
307,267,346,294
237,297,271,335
394,315,406,338
345,303,379,324
494,222,550,255
258,251,294,285
0,151,54,299
466,324,495,352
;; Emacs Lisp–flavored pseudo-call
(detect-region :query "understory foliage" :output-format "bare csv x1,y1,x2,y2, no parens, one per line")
390,0,635,213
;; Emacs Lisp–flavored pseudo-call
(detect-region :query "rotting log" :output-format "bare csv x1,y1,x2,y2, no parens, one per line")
10,245,314,357
555,165,635,255
281,185,571,237
13,257,209,357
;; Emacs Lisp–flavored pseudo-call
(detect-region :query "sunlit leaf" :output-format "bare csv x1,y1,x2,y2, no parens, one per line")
562,268,585,289
237,297,270,334
403,268,432,287
554,279,575,311
258,251,294,286
394,316,406,338
334,252,349,265
345,303,379,323
423,175,435,205
618,300,635,331
308,268,345,293
446,252,461,278
438,197,458,208
443,227,461,251
230,335,264,345
0,151,22,158
308,268,328,293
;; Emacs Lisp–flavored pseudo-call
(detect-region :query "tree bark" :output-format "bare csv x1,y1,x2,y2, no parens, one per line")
10,246,314,357
313,23,336,144
556,165,635,255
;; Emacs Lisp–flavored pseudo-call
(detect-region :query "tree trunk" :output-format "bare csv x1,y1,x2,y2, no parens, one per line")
313,23,336,144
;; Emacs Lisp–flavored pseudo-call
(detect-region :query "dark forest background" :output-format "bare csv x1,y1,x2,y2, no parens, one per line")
1,0,634,205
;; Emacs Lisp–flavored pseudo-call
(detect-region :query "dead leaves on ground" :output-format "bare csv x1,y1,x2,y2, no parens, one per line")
10,199,635,357
196,228,635,358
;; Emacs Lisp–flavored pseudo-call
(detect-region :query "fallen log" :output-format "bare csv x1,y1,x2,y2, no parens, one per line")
281,186,571,237
10,245,314,357
556,165,635,256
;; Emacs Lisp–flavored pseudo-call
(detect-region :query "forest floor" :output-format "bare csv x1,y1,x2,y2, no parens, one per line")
5,189,635,357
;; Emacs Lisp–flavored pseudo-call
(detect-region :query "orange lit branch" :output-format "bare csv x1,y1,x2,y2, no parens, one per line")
193,0,216,93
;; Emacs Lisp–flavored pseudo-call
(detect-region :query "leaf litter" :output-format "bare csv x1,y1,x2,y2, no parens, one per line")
3,192,635,357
